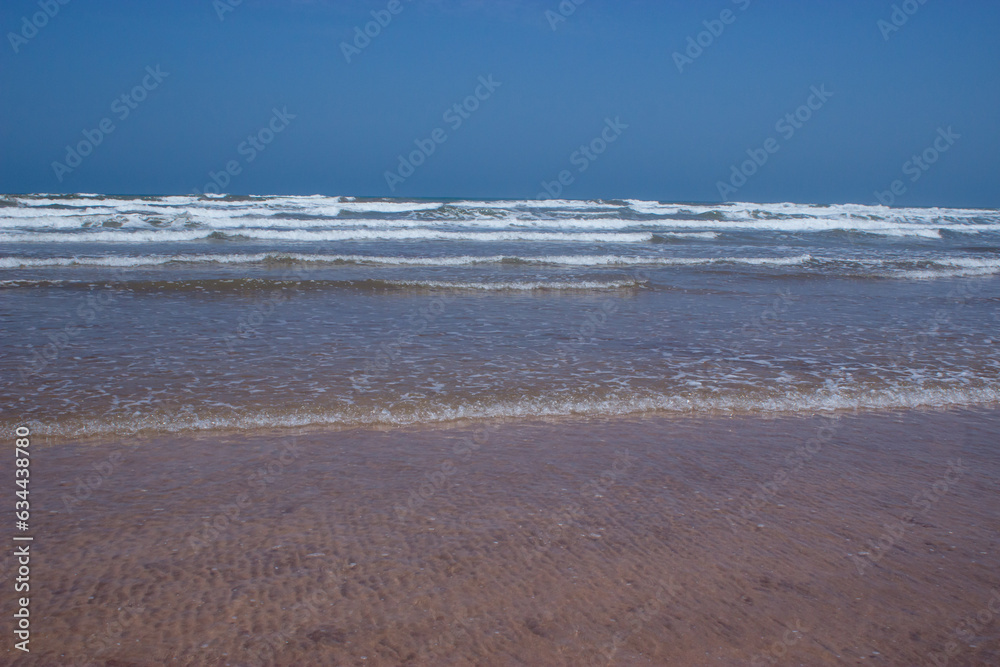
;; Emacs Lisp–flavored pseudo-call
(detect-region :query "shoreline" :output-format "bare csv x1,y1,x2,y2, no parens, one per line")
7,408,999,665
18,400,1000,449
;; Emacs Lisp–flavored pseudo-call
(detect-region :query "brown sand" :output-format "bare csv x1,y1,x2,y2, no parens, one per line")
3,408,999,666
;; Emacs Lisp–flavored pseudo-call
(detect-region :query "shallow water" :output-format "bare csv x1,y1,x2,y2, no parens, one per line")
2,194,998,439
18,409,1000,665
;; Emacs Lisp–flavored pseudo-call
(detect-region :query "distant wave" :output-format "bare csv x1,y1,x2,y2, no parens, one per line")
626,199,999,222
2,196,998,241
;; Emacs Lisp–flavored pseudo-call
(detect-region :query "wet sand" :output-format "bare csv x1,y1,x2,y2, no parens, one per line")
5,408,1000,666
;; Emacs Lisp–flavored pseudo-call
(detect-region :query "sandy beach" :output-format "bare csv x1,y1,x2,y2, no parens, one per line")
4,408,998,666
4,0,999,664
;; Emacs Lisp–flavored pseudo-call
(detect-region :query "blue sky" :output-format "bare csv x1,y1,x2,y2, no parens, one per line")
1,0,998,206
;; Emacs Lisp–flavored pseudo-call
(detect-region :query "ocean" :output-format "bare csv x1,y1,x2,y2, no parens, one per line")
6,193,1000,665
2,194,999,440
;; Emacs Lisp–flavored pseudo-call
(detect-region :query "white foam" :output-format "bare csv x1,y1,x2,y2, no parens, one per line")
1,230,217,243
656,232,720,239
894,267,1000,280
27,383,1000,440
9,251,992,277
0,252,812,269
4,197,998,241
934,257,1000,269
450,199,623,209
0,213,724,234
339,201,443,213
626,199,1000,233
389,279,645,291
878,256,1000,279
626,200,704,216
0,229,656,243
8,251,992,279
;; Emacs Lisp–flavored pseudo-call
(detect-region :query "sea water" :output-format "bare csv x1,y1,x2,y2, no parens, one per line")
2,194,998,439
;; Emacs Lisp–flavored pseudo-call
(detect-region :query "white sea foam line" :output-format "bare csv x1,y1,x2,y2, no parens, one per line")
0,229,657,243
4,197,437,214
0,277,645,290
9,196,997,218
893,267,1000,280
11,215,986,239
448,199,623,209
0,253,812,268
0,216,721,232
874,227,943,239
388,279,645,290
638,217,959,236
632,199,999,217
935,257,1000,268
3,252,995,272
0,253,483,268
5,199,999,238
863,257,1000,279
656,232,720,239
27,384,1000,439
340,201,444,213
11,196,200,207
627,199,1000,224
5,214,996,237
0,230,216,242
0,206,290,220
0,207,123,218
